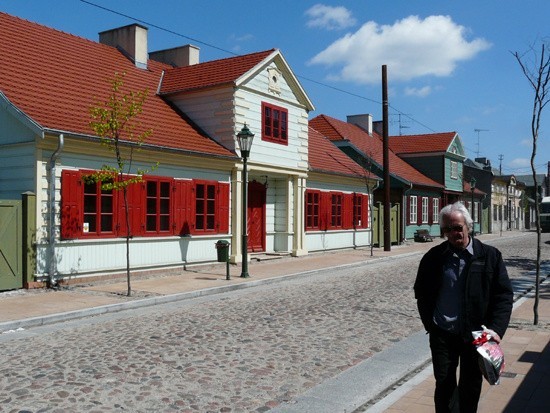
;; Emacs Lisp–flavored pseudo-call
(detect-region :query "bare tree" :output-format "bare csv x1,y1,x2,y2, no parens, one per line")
87,73,155,297
359,156,379,257
513,41,550,325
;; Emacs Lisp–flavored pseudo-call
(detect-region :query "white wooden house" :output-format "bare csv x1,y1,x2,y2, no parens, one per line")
0,12,375,287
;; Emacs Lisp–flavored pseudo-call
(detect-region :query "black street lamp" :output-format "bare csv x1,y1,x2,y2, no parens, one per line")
470,176,476,237
236,124,254,278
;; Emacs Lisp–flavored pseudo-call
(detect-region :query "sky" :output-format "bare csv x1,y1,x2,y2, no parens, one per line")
2,0,550,175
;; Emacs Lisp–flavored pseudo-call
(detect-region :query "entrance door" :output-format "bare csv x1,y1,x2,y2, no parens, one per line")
247,181,266,252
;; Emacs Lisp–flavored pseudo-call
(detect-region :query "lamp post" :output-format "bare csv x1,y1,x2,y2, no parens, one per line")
236,124,254,278
470,176,476,237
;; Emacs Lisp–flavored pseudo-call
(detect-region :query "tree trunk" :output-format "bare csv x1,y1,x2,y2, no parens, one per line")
123,185,132,297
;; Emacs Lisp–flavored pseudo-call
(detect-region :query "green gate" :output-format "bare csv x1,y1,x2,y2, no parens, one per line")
373,203,400,247
0,200,23,290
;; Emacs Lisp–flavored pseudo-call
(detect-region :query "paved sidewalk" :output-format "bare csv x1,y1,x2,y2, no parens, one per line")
0,231,548,412
366,282,550,413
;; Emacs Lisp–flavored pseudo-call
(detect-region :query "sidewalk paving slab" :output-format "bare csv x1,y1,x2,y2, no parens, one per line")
0,231,547,413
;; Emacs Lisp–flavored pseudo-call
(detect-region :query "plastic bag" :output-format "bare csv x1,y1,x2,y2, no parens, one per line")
472,326,505,385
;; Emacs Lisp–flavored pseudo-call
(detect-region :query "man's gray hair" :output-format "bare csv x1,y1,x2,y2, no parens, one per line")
439,202,474,232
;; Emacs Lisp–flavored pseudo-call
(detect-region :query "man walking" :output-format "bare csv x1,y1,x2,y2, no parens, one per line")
414,202,513,412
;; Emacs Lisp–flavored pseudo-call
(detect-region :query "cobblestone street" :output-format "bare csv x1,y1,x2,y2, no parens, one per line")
0,232,547,412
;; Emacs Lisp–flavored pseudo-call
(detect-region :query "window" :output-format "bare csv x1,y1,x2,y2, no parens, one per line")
305,190,320,230
61,170,230,239
409,196,418,224
330,193,343,228
432,198,440,224
353,194,369,229
305,190,364,231
473,201,479,222
450,161,458,179
146,179,171,234
83,176,115,236
195,182,217,232
422,197,429,223
262,102,288,144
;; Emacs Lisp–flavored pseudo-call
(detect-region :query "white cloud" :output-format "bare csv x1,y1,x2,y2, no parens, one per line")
509,158,531,168
404,85,432,97
305,4,356,30
309,15,491,84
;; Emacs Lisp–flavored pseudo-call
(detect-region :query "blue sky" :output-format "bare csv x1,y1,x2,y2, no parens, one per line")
2,0,549,174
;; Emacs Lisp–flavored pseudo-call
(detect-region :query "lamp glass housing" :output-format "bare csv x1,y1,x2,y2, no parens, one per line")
237,124,255,158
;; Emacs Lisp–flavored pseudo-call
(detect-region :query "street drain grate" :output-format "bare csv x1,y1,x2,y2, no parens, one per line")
501,371,518,378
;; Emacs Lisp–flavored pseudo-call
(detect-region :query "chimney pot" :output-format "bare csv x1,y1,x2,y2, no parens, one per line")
347,114,373,135
99,24,148,69
149,45,200,67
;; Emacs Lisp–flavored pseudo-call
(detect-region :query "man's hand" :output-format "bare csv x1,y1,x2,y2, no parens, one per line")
482,325,501,343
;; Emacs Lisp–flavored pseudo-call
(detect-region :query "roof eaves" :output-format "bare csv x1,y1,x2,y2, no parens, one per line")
0,91,44,137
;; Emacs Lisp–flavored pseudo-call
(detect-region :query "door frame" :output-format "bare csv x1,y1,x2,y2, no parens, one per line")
247,180,266,252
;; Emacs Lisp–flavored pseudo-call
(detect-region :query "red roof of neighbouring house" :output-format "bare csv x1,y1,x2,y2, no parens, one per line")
308,126,376,180
0,12,234,158
160,50,276,94
388,132,458,155
309,115,443,189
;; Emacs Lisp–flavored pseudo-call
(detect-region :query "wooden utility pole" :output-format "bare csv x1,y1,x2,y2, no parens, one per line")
382,65,391,251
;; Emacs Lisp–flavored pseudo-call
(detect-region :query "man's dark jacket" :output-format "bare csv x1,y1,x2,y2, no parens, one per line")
414,237,514,340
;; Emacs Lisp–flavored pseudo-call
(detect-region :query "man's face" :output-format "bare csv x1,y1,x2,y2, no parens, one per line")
442,211,470,250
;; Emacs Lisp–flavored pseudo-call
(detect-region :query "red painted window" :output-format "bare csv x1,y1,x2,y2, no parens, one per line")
305,190,365,231
145,178,172,234
83,176,115,236
262,102,288,145
330,193,343,229
195,181,217,232
353,194,370,228
61,170,230,239
305,190,321,230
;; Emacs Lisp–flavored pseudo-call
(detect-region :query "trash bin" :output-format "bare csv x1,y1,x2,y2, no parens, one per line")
215,240,230,262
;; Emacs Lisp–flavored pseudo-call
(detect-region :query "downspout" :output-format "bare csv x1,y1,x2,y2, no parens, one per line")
402,182,413,243
48,134,64,287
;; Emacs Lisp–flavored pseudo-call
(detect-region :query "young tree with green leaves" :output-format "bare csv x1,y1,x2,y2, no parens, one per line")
87,72,156,296
513,41,550,325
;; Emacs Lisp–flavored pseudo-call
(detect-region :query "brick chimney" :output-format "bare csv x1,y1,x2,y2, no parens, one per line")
99,24,148,69
347,114,373,135
149,45,200,67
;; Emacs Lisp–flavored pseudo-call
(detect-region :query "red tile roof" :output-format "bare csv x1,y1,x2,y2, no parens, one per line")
308,127,375,179
0,12,234,158
388,132,457,155
160,50,276,94
309,115,443,189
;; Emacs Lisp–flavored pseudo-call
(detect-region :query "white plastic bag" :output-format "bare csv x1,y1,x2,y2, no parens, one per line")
472,326,505,385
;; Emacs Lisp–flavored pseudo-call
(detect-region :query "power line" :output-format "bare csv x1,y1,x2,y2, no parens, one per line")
79,0,237,56
79,0,438,134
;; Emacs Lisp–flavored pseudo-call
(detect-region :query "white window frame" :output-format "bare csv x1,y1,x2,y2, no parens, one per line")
432,198,440,223
410,195,418,224
450,161,458,180
422,197,429,223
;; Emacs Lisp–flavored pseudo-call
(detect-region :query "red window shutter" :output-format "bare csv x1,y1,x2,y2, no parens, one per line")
320,192,330,231
343,193,353,229
173,180,193,235
120,180,145,237
217,182,230,233
363,194,370,228
61,170,82,239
